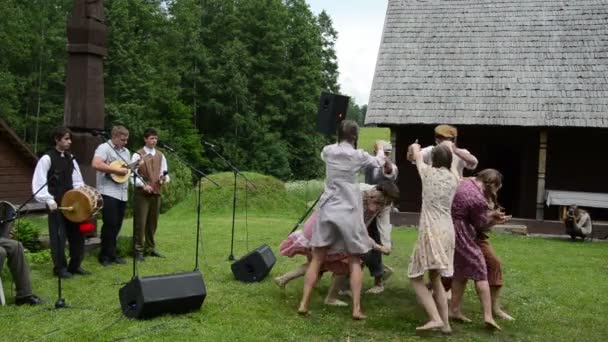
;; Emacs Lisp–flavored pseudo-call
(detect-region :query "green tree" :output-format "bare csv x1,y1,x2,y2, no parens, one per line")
317,10,340,94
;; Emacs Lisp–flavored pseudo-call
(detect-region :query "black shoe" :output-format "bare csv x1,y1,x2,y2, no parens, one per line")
113,257,127,265
99,257,113,267
149,251,165,258
54,270,73,279
69,267,91,275
135,254,145,262
15,294,44,306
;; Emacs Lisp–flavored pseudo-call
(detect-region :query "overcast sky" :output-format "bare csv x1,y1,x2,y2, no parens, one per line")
306,0,389,105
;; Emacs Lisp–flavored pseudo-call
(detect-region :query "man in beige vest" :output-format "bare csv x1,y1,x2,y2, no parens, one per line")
131,128,169,261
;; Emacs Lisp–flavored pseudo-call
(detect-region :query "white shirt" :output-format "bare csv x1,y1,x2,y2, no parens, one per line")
131,146,170,187
94,140,131,201
32,153,84,206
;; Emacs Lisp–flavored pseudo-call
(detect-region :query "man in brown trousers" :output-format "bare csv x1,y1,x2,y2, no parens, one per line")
131,128,169,261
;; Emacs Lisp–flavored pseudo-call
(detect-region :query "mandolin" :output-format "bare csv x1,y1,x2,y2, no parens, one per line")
108,154,152,184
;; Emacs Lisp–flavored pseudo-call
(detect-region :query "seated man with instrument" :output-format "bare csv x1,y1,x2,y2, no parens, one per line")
131,128,170,261
32,126,89,278
564,205,593,241
92,125,131,266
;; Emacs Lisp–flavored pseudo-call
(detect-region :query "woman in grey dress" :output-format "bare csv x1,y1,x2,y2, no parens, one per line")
298,120,389,320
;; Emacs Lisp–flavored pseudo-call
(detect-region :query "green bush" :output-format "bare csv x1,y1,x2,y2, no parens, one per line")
167,172,310,219
25,250,52,265
12,220,41,252
159,152,193,214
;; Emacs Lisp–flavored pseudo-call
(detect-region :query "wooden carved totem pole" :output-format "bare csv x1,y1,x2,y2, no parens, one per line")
63,0,106,186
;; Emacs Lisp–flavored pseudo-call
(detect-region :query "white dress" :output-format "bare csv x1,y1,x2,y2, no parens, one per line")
407,165,459,278
310,142,385,255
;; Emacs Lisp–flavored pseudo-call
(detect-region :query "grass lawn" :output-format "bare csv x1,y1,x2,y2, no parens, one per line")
358,127,390,153
1,188,607,341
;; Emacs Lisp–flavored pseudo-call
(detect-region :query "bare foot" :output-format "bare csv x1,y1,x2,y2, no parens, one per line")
324,298,348,307
449,311,472,323
352,312,367,320
441,326,452,335
273,276,286,289
415,320,444,333
297,303,309,316
484,319,502,331
494,309,514,321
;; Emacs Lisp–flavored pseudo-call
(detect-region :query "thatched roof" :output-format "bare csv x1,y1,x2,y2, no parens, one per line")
366,0,608,127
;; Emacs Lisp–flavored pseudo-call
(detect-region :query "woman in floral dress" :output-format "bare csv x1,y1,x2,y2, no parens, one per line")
449,169,510,330
407,142,459,334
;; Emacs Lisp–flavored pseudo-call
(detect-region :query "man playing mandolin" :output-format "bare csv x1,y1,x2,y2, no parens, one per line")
92,125,131,266
131,128,170,261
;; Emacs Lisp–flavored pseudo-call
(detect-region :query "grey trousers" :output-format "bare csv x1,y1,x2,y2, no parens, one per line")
0,238,33,298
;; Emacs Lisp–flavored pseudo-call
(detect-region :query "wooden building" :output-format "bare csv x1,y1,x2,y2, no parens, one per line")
0,119,39,206
367,0,608,234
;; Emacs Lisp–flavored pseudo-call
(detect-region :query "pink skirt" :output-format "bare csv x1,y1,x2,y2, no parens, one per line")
279,212,350,275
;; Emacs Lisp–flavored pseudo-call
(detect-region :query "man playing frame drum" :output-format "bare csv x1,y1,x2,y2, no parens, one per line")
32,127,90,278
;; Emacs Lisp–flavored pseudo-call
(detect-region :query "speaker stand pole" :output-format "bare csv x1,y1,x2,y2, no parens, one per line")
160,144,219,270
131,168,138,280
202,142,257,261
228,170,237,261
195,174,203,269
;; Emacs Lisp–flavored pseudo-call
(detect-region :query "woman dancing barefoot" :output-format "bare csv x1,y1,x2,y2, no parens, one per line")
449,169,511,330
407,142,459,334
297,120,387,320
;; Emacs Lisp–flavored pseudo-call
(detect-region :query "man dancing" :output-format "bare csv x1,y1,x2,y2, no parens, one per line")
362,141,398,294
420,125,477,178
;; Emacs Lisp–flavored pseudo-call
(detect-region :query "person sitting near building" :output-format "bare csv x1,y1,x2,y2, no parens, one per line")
0,215,43,306
564,205,592,241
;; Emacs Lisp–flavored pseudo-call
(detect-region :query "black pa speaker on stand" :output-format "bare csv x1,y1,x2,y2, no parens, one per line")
231,244,276,282
317,92,350,135
119,271,206,319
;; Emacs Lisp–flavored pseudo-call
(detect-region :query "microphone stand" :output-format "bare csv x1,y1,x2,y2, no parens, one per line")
203,142,257,261
160,144,219,271
288,192,323,236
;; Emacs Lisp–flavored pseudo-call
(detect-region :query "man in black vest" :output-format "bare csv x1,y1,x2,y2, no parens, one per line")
32,127,89,278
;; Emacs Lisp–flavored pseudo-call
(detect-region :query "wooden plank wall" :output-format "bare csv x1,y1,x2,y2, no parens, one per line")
0,138,35,204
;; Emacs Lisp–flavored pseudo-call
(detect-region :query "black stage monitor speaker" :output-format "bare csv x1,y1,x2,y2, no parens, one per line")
231,244,276,282
317,92,350,135
119,271,206,319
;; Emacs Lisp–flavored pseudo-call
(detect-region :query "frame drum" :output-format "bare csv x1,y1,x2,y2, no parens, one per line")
60,186,104,223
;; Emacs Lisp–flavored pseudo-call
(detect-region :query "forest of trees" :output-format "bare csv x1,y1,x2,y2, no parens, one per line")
0,0,367,180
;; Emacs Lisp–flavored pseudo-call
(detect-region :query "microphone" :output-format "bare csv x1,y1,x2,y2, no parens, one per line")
160,143,175,152
201,140,217,149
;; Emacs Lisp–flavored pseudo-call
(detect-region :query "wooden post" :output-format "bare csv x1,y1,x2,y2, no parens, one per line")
535,129,548,220
64,0,107,187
